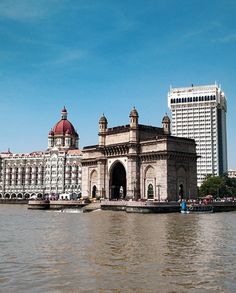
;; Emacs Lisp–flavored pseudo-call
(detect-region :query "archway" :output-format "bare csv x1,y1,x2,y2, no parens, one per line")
90,170,98,197
92,185,97,198
110,162,126,200
145,166,155,199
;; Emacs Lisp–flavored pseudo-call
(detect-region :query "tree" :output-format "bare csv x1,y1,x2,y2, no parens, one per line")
199,175,236,198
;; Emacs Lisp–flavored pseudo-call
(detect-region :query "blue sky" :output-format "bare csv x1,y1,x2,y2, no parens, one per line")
0,0,235,168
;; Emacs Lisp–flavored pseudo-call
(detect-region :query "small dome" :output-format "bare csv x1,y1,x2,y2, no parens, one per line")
48,130,54,136
99,114,107,123
162,113,170,123
129,107,139,117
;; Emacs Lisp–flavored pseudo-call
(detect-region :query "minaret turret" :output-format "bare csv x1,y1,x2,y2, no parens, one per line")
48,130,54,148
129,107,139,143
162,113,171,135
99,114,107,146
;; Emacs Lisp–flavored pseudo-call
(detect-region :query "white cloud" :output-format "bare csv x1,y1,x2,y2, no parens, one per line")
213,33,236,43
0,0,62,21
52,49,85,65
38,49,86,67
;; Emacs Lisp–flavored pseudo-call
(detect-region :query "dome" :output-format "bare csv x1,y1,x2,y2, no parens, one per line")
48,130,54,136
99,114,107,123
129,107,139,117
162,113,170,123
52,119,78,136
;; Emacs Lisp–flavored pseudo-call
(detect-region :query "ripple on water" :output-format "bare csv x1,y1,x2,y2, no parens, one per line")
0,207,236,292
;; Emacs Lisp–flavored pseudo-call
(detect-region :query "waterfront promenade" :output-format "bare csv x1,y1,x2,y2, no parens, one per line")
25,198,236,213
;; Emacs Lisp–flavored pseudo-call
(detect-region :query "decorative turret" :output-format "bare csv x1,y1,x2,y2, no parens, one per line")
162,113,171,135
61,106,67,120
99,114,107,146
129,107,139,128
48,130,54,148
129,107,139,143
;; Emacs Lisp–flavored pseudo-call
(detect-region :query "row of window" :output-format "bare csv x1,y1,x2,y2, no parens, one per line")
170,95,216,104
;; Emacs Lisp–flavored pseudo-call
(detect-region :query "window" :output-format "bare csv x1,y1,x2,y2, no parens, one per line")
147,184,154,199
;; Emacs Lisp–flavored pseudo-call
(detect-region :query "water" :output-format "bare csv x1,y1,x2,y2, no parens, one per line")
0,205,236,293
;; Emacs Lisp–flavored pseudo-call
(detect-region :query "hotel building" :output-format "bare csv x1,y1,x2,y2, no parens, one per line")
168,84,227,185
0,107,82,199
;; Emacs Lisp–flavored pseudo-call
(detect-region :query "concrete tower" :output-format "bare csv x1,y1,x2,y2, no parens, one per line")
168,84,227,185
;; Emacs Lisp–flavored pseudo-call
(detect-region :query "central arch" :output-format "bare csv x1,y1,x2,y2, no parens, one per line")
110,161,126,200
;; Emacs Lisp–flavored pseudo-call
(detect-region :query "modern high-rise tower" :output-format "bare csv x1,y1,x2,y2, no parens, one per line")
168,84,227,186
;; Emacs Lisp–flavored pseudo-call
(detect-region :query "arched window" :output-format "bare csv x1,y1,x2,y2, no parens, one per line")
147,184,154,199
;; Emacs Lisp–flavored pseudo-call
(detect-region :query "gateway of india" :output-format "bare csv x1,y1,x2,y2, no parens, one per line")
82,107,197,201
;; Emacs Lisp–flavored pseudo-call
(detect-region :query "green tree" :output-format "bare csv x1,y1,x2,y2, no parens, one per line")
200,174,236,198
199,176,223,198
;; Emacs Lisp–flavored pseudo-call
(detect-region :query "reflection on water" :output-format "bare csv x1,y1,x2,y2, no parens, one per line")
0,205,236,292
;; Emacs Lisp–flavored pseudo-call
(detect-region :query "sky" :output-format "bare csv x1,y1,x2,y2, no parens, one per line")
0,0,235,168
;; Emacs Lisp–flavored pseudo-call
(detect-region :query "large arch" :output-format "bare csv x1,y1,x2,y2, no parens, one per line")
109,161,126,200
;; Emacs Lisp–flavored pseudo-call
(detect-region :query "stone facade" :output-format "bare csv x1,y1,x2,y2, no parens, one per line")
0,108,82,199
82,108,197,201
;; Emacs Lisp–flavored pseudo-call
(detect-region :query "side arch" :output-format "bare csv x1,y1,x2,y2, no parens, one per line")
144,165,155,199
90,169,98,198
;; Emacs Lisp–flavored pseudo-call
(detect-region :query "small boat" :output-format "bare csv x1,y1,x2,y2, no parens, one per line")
181,209,190,214
188,205,214,213
180,200,189,214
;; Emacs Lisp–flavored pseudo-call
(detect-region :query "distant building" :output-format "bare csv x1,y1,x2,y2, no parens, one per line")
168,84,227,186
228,169,236,179
0,107,82,199
82,108,197,201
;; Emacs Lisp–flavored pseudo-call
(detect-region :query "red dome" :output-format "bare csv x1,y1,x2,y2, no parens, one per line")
52,119,77,136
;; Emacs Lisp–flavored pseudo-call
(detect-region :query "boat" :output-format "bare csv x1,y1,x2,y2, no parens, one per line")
181,209,190,214
180,200,188,214
188,204,214,213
